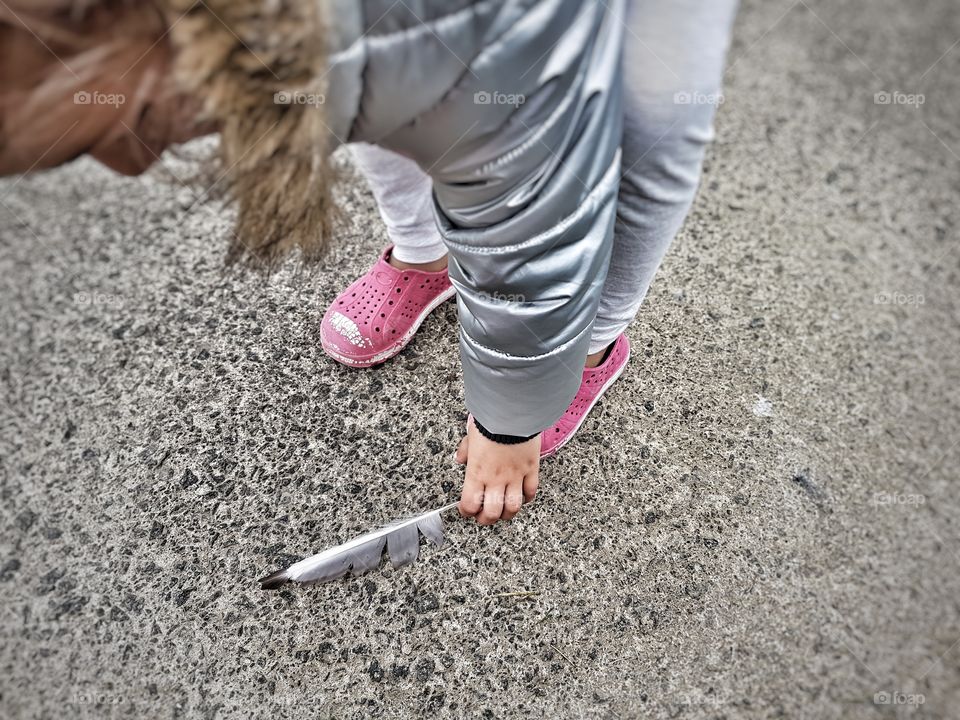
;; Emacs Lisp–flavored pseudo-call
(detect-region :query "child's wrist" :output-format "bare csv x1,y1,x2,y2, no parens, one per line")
473,418,539,445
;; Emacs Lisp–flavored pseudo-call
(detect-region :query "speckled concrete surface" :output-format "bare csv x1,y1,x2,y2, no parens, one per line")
2,1,960,718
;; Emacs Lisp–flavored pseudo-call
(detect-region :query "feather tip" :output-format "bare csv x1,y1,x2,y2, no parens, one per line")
258,569,290,591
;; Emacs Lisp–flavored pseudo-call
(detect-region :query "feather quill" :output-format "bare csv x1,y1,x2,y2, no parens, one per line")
259,503,458,590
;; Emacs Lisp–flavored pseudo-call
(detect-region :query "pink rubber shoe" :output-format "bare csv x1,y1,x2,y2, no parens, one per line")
539,333,631,458
321,247,454,367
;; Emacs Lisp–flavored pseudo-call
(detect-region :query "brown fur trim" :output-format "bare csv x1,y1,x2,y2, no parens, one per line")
164,0,338,266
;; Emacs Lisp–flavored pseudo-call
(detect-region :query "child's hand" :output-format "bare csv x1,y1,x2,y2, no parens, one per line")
454,419,540,524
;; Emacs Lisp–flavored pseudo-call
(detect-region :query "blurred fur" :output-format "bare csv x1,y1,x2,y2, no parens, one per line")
166,0,338,264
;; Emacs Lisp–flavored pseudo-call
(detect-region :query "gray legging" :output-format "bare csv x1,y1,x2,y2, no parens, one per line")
351,0,740,354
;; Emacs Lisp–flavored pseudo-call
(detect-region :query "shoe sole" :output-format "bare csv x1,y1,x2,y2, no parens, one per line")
539,341,631,459
321,285,456,368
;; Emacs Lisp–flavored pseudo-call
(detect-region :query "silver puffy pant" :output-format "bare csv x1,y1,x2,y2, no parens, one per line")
352,0,739,355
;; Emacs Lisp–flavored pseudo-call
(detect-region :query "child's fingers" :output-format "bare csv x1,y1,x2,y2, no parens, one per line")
477,486,504,525
458,475,484,517
501,481,524,521
454,436,468,465
522,470,540,504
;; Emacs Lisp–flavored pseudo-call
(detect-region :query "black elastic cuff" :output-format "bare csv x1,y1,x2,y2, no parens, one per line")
473,418,539,445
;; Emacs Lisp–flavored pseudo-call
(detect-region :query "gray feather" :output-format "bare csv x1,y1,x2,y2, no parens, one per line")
417,512,445,547
259,502,457,590
387,523,420,567
346,537,387,574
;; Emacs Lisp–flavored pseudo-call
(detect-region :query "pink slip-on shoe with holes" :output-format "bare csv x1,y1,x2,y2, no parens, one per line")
320,246,455,367
539,333,631,458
